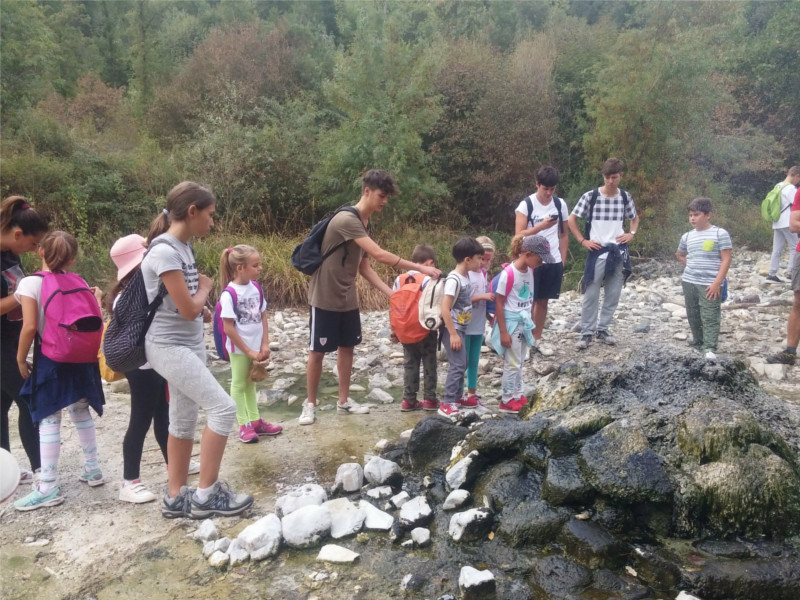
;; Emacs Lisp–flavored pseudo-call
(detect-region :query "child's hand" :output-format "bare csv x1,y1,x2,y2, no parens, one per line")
450,335,462,351
246,349,260,361
500,332,512,348
202,306,213,323
706,283,721,300
90,286,103,305
487,292,495,302
18,359,31,379
390,332,399,344
258,346,271,362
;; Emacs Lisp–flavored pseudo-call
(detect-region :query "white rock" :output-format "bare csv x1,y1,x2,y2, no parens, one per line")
360,500,394,531
673,332,688,340
209,550,230,568
363,456,402,486
369,373,393,390
193,519,219,542
237,514,282,560
389,491,410,509
366,486,393,500
410,527,431,547
275,483,328,517
449,508,493,542
323,498,366,539
399,496,433,528
334,463,364,493
459,566,496,598
443,489,471,510
399,429,413,439
226,538,250,567
213,537,231,554
317,544,360,563
281,505,332,548
446,451,479,490
676,592,703,600
367,388,394,403
374,439,389,450
764,363,786,380
202,540,216,558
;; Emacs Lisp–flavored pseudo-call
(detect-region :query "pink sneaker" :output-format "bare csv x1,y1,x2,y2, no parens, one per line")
437,403,460,418
401,398,423,412
422,398,440,411
238,423,259,444
253,418,282,436
498,399,522,414
459,395,480,408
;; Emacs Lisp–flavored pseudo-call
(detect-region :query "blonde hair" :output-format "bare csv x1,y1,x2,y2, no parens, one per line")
40,231,78,273
509,234,524,260
476,236,495,253
219,244,258,289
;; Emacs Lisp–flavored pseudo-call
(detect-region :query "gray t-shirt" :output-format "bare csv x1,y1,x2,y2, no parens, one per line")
444,270,472,332
141,233,203,346
678,226,732,286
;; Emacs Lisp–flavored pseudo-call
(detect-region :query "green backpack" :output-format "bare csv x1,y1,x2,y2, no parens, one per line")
761,182,790,222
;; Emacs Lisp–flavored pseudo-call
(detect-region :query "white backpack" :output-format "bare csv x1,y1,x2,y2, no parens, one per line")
418,275,461,331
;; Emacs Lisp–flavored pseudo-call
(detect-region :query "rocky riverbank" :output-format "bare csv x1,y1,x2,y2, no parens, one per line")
0,249,798,600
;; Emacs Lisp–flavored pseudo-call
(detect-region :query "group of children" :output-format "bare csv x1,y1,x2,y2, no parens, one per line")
1,177,734,514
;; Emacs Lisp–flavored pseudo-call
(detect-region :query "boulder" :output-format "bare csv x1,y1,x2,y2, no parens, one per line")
364,456,403,487
445,451,482,490
322,498,365,539
472,461,542,511
237,514,281,560
193,519,218,542
398,496,433,529
333,463,364,493
529,555,592,599
281,505,332,548
226,538,250,567
406,415,469,471
497,500,569,548
559,519,631,569
541,455,593,506
275,483,327,517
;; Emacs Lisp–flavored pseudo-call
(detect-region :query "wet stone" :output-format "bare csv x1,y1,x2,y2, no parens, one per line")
406,415,469,471
684,556,800,600
497,500,568,548
588,568,651,600
443,489,470,511
694,539,752,559
519,442,549,471
398,496,433,529
472,461,541,512
541,455,593,506
528,555,592,599
400,573,426,592
449,508,494,543
543,425,579,457
559,519,631,570
459,566,496,600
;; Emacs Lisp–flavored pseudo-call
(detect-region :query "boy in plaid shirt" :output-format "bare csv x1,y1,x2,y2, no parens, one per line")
568,158,640,349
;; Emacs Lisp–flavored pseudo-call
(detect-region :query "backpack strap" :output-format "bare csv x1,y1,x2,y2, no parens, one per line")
583,188,601,239
525,196,535,228
221,286,240,320
504,265,515,297
321,206,365,268
251,280,265,311
553,197,564,235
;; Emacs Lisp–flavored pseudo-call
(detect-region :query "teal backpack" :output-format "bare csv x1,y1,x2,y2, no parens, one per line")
761,182,790,222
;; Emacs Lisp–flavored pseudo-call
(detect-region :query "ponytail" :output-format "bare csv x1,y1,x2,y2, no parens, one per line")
0,196,48,236
219,245,258,290
509,234,524,260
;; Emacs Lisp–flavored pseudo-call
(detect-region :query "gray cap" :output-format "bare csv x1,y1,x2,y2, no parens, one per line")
522,234,556,263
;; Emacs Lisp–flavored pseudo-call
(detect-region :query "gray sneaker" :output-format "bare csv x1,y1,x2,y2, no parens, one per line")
162,485,194,519
576,335,592,350
190,481,253,519
596,330,617,346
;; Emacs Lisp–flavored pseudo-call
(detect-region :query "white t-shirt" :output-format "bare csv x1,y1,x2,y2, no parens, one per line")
466,269,488,335
15,275,47,336
495,263,534,313
515,195,569,263
775,183,798,229
219,281,267,355
444,271,472,332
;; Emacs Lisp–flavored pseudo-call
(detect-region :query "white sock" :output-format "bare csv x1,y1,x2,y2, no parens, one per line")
194,481,218,502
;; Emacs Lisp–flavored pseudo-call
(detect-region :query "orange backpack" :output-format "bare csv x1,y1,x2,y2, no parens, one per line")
390,272,430,344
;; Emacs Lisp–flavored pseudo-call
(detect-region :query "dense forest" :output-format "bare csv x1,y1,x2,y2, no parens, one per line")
1,0,798,259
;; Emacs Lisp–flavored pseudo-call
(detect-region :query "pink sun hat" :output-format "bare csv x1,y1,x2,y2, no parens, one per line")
110,234,147,280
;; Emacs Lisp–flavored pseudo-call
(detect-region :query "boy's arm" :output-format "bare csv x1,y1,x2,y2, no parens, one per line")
354,236,441,279
791,207,800,234
441,292,462,351
616,214,640,245
495,293,512,348
568,214,600,251
676,250,687,266
559,220,569,264
358,256,393,298
16,296,37,379
706,249,732,300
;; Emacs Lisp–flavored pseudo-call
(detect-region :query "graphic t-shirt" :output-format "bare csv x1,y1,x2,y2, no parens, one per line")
308,209,368,312
496,263,535,313
1,250,25,341
678,226,732,286
219,281,268,355
515,195,569,263
465,269,488,335
572,189,637,245
443,271,472,332
140,234,202,347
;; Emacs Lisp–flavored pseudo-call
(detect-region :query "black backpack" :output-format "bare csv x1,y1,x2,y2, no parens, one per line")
102,238,179,373
291,206,363,275
583,188,630,239
525,195,564,235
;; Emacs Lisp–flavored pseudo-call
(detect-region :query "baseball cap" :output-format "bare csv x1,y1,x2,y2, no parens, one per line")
110,234,146,280
522,234,556,263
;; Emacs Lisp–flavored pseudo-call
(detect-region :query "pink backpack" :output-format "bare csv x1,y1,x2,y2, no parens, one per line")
36,271,103,363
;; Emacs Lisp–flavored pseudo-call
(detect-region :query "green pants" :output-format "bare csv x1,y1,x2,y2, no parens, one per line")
682,281,721,352
230,353,259,425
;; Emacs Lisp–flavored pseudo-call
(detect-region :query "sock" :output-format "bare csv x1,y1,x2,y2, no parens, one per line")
123,479,141,487
194,481,218,503
787,347,797,355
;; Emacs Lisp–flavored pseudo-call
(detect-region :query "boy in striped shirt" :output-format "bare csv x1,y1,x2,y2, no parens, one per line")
676,198,732,359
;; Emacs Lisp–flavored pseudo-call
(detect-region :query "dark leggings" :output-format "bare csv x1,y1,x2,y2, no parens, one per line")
123,368,169,481
1,342,40,471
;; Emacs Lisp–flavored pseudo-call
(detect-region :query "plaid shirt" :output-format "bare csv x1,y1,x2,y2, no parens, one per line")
572,189,637,222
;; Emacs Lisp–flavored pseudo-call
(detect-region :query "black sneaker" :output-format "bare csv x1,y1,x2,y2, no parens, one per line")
765,275,785,284
162,486,194,519
190,481,253,519
766,351,796,365
596,330,617,346
576,335,593,350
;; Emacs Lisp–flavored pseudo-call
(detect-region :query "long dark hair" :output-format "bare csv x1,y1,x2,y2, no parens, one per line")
0,196,48,237
146,182,215,244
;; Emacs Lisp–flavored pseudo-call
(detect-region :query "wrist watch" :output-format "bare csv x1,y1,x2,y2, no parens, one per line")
630,230,637,235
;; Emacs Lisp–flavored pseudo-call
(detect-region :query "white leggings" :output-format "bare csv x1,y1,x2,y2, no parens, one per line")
145,341,236,439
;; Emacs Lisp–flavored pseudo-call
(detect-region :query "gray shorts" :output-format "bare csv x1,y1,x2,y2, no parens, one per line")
145,341,236,439
793,262,800,292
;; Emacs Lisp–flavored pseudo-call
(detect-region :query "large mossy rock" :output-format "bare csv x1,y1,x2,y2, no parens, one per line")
406,415,468,471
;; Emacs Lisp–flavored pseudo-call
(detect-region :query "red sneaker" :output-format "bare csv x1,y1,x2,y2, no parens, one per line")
238,423,259,443
437,403,460,418
459,395,480,408
253,418,282,436
518,395,529,407
498,399,521,414
422,398,440,411
401,398,423,412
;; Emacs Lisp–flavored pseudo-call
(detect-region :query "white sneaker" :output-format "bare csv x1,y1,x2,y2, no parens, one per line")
337,398,370,414
299,401,316,425
188,460,201,475
120,480,157,504
704,351,717,360
19,469,36,484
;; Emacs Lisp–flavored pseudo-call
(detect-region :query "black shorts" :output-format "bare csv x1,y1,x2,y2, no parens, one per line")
309,307,362,353
533,262,564,301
